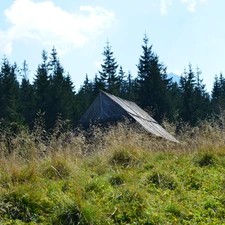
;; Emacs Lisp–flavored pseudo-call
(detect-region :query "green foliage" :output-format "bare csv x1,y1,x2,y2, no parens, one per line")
147,171,177,190
10,166,36,185
179,64,211,126
1,128,225,224
99,41,119,95
165,203,184,218
0,58,23,125
212,72,225,114
136,34,174,122
110,189,147,224
0,39,224,132
184,173,202,190
0,191,47,223
33,50,51,128
109,174,125,186
196,153,215,167
42,158,71,180
55,205,83,225
33,48,77,130
85,177,106,193
19,61,36,128
1,37,225,224
109,149,140,167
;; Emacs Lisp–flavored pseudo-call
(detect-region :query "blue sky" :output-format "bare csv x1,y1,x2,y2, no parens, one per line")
0,0,224,92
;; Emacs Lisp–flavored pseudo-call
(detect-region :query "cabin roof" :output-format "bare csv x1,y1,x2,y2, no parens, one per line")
79,91,179,143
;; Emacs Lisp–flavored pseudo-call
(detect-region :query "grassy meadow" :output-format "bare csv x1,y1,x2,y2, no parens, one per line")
1,119,225,224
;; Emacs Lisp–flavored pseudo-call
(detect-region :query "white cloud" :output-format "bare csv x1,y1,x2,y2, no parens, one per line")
187,2,197,12
160,0,172,15
0,0,115,55
160,0,207,13
181,0,197,12
180,0,207,12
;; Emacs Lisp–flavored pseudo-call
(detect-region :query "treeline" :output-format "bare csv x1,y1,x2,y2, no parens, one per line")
0,35,225,131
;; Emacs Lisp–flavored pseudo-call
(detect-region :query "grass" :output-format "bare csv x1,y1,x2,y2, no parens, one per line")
1,119,225,224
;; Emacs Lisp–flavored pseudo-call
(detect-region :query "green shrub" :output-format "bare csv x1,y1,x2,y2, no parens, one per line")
85,181,101,193
11,167,36,184
185,176,202,190
144,163,154,170
181,168,202,190
109,149,140,168
109,174,125,186
165,203,182,217
111,190,146,224
55,206,82,225
109,149,133,167
147,172,177,190
42,158,71,180
85,177,108,194
196,153,215,167
0,192,43,222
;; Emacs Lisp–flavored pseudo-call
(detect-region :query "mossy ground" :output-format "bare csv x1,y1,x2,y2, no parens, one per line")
1,121,225,224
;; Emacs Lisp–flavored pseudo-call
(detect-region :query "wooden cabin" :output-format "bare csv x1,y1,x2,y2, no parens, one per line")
79,91,179,143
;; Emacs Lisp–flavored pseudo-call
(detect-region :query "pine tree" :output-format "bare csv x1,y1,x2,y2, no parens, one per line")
119,69,136,101
179,65,195,124
212,75,221,102
118,66,127,97
76,74,94,119
193,67,211,121
48,47,77,128
136,35,173,122
33,50,51,128
212,72,225,114
169,82,181,120
99,41,119,95
93,74,104,96
0,57,23,124
127,71,137,101
19,60,35,127
179,64,210,125
62,73,77,124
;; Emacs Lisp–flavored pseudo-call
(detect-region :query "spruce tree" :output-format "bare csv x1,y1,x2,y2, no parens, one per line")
179,64,210,125
93,74,104,96
76,74,94,119
126,71,136,101
118,66,127,97
212,73,225,114
0,58,23,125
136,35,173,122
48,47,77,128
62,73,77,124
193,67,211,121
170,82,181,120
99,41,119,95
19,61,35,127
119,69,136,101
33,50,51,128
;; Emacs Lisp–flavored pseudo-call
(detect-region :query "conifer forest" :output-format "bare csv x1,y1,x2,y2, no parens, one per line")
0,35,224,132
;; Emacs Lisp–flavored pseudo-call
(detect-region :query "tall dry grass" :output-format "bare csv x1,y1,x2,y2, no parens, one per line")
0,115,225,166
1,116,225,224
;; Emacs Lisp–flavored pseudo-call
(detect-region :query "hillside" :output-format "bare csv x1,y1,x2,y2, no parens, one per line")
1,121,225,224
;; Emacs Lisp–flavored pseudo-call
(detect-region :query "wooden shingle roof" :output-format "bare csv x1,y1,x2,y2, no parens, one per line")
79,91,179,143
